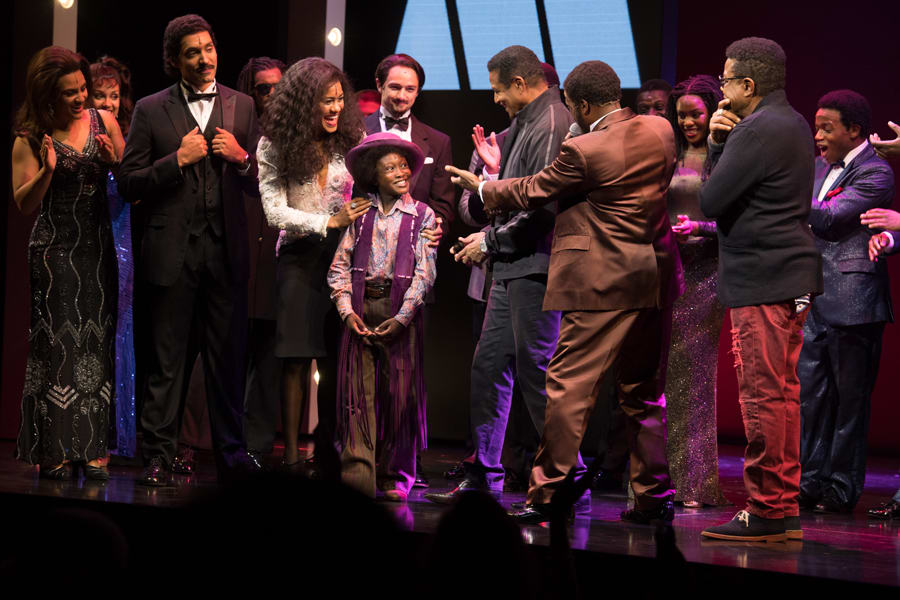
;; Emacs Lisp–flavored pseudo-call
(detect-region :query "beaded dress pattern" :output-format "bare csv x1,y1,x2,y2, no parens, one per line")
17,109,117,465
665,165,729,506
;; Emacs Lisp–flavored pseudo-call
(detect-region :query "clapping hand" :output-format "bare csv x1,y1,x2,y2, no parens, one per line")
870,121,900,159
709,98,741,144
96,133,118,165
451,232,488,265
40,134,57,172
671,214,698,241
472,125,501,175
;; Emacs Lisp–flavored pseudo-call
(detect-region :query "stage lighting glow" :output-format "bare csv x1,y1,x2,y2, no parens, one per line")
327,27,343,47
314,370,320,385
58,0,75,8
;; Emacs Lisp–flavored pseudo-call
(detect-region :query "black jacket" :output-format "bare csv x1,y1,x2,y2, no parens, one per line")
700,90,823,307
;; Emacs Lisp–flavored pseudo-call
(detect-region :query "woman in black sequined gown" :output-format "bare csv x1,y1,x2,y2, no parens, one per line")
11,47,125,479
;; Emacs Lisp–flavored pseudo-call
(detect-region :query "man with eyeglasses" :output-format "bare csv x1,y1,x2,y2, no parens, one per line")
699,37,822,542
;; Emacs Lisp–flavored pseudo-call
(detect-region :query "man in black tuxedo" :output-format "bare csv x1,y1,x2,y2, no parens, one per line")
798,89,894,513
364,53,454,487
119,14,260,484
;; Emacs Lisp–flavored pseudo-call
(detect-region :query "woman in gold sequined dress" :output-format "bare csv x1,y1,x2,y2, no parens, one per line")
664,75,729,507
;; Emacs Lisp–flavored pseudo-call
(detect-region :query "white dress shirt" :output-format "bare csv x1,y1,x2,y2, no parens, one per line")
181,80,217,131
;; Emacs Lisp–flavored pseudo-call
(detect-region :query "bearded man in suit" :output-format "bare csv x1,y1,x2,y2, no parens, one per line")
449,60,682,524
119,14,260,484
798,89,894,514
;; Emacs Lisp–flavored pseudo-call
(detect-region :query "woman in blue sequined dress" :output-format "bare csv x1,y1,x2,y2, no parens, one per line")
90,56,136,458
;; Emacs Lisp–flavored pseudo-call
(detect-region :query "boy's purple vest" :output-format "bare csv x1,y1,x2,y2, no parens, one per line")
336,197,429,452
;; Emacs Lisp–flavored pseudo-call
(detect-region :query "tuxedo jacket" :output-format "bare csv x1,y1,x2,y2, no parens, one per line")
481,108,683,312
700,90,823,308
119,83,260,287
808,144,894,326
364,112,455,225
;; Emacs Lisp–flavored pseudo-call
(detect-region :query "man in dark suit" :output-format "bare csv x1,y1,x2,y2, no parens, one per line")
699,38,823,541
798,90,894,514
365,53,454,487
119,14,260,483
449,60,682,524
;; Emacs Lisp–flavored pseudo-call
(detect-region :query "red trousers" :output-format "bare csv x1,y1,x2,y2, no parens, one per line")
730,302,807,519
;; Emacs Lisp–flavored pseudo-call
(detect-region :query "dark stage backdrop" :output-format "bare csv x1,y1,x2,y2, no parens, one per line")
3,1,900,455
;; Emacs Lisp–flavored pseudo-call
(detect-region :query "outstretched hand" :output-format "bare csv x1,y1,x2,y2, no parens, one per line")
445,165,482,192
870,121,900,159
671,214,698,241
861,207,900,231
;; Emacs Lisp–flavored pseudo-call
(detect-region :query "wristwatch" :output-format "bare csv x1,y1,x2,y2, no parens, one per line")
479,236,490,256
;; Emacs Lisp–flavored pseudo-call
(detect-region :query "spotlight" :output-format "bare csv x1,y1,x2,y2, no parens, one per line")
327,27,342,47
58,0,75,8
314,370,320,385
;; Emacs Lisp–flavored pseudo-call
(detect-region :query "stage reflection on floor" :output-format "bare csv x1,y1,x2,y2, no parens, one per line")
1,442,898,588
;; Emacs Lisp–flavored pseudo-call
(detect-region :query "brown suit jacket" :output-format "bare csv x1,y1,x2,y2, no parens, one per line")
482,108,683,312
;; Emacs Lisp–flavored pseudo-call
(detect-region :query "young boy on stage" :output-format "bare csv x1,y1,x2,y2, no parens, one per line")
328,133,437,501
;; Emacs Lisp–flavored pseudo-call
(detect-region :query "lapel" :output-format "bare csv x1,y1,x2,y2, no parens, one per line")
163,83,191,140
221,85,236,136
499,116,519,178
409,115,430,192
813,161,829,198
364,112,380,135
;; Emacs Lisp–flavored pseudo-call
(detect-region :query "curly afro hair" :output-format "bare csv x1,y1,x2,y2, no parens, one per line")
261,57,364,184
817,89,871,139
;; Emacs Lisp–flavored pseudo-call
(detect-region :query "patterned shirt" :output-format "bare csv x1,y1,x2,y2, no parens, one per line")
328,194,437,326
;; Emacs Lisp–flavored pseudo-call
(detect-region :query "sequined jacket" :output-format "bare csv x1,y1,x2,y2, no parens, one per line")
808,143,894,325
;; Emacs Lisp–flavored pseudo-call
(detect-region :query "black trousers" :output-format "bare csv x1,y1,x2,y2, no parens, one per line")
798,308,884,508
141,231,248,471
243,318,281,454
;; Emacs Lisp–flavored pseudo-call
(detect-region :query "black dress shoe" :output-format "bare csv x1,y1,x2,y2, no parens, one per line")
797,491,819,511
621,497,675,524
413,455,429,488
443,460,467,480
171,447,195,475
508,504,553,525
137,456,169,487
867,500,900,520
424,478,487,504
814,497,852,514
510,493,591,515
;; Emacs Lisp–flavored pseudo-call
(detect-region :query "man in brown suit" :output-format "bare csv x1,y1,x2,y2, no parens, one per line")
448,60,682,524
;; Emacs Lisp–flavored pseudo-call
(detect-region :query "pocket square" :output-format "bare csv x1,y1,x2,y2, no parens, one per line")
424,157,434,164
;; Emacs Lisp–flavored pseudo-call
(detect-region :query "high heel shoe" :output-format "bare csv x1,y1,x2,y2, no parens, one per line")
39,464,70,480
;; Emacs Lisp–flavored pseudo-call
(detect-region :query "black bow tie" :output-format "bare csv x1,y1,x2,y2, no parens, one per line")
187,90,218,103
830,160,845,170
384,115,409,131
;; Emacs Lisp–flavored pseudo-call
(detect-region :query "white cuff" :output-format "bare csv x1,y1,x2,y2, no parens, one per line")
482,170,499,181
477,180,486,202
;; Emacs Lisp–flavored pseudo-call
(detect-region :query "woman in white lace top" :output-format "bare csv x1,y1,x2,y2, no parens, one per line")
258,57,369,468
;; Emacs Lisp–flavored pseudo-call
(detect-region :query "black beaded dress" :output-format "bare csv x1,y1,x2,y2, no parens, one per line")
17,109,117,466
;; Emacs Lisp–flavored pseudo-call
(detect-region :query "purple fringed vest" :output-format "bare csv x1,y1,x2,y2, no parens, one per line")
336,196,429,453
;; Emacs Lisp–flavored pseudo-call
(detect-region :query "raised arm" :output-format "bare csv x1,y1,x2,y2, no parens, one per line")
12,136,53,215
810,161,895,241
699,126,766,219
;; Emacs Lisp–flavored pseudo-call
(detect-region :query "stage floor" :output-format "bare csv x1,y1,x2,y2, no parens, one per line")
1,441,898,588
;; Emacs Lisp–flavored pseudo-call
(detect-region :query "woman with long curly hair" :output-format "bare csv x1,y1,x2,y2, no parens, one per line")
664,74,729,507
257,57,370,468
89,55,137,458
12,46,125,479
